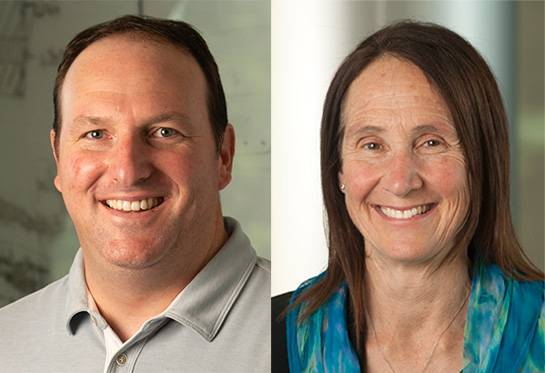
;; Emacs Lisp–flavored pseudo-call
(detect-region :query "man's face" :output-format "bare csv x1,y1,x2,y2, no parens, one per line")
52,36,233,270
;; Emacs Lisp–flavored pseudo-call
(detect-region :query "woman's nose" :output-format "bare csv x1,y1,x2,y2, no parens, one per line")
108,136,152,186
380,150,423,197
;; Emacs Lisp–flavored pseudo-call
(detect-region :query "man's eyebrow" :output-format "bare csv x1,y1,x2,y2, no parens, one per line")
72,116,110,126
71,112,193,127
142,112,193,126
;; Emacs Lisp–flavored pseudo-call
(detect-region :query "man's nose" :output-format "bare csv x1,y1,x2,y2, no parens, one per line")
380,150,423,197
108,136,152,186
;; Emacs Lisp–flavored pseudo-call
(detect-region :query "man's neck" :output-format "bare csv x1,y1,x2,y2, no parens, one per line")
83,214,229,342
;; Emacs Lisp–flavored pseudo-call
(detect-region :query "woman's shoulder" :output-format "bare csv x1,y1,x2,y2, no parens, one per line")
465,260,544,371
273,292,293,318
475,260,544,297
272,292,293,373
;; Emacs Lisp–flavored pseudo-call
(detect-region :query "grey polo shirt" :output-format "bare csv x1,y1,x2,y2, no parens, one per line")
0,217,270,372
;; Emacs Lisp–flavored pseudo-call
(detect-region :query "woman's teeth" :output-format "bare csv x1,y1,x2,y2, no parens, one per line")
380,204,431,219
105,197,163,212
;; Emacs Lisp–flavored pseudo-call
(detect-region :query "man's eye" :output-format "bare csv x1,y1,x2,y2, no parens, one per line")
155,128,177,138
85,130,104,139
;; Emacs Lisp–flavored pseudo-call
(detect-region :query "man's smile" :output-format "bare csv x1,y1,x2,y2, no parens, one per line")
103,197,164,212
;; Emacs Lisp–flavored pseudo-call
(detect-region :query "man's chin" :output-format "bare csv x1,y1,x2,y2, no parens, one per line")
96,243,171,271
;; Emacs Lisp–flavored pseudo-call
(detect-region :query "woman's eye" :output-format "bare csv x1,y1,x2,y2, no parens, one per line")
418,138,448,153
424,139,441,147
363,142,381,151
155,128,177,138
85,130,104,139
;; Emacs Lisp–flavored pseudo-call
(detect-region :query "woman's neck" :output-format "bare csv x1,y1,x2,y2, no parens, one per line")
363,251,472,372
365,251,471,332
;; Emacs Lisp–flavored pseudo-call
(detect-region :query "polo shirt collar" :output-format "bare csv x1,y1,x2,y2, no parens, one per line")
64,249,92,335
64,217,257,341
163,217,257,341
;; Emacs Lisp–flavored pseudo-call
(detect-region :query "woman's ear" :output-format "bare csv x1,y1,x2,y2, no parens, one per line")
338,171,345,193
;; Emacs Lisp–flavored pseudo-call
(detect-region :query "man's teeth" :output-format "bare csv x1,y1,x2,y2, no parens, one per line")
105,198,162,212
380,205,431,219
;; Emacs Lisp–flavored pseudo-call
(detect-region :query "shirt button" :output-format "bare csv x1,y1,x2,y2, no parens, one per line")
116,354,128,366
90,315,98,326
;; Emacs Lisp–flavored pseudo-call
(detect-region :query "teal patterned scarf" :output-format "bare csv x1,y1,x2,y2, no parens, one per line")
286,260,544,372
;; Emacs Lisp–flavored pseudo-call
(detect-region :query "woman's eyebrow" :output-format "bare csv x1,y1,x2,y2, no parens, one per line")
344,123,456,140
412,124,440,135
345,125,384,138
412,123,458,137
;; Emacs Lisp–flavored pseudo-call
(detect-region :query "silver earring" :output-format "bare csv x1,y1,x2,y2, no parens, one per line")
341,184,346,191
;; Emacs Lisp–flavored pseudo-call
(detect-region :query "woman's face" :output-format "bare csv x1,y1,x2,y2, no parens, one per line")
339,56,469,266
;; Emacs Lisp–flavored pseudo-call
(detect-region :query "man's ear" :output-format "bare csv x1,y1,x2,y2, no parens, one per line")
50,129,62,193
218,124,235,190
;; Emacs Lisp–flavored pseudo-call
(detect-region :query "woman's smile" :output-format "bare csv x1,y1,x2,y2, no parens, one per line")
375,203,435,220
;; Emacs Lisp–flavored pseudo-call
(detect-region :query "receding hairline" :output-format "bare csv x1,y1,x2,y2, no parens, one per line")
54,32,202,153
87,30,193,54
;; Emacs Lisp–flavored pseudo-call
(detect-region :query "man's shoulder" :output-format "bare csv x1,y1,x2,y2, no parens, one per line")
0,274,107,371
0,276,70,363
0,275,69,325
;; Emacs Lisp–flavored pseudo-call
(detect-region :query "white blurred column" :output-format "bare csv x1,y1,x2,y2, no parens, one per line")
271,1,355,295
